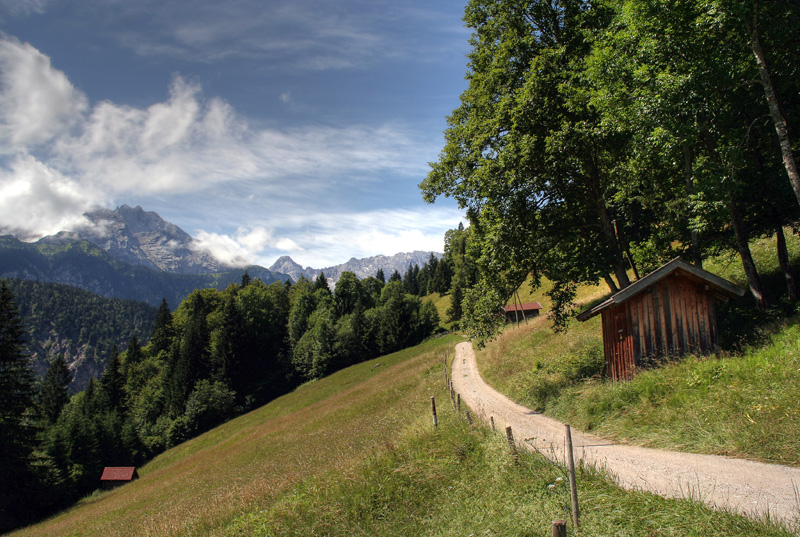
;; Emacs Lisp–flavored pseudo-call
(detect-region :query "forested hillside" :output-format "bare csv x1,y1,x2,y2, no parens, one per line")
7,279,156,390
0,270,440,532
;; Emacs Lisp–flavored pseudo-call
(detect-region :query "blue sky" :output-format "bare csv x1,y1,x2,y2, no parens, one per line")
0,0,469,268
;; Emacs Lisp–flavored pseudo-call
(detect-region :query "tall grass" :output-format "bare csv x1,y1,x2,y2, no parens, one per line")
225,413,791,537
548,319,800,465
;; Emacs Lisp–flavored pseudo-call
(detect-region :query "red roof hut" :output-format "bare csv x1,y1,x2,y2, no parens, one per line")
576,258,744,380
100,467,139,489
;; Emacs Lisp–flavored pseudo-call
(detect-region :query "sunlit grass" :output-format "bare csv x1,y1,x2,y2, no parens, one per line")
477,231,800,465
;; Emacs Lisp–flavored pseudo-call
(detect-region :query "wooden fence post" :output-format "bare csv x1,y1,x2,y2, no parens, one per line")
565,424,580,529
505,426,517,460
457,393,461,413
431,396,438,429
552,520,567,537
490,416,496,432
465,410,473,425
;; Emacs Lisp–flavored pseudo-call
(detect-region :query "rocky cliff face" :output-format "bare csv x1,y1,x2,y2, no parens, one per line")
39,205,229,274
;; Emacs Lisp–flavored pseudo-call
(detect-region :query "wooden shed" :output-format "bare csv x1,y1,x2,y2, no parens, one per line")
576,258,744,380
100,467,139,489
502,301,542,323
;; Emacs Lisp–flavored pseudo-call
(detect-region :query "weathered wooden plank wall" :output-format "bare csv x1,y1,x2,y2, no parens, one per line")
601,274,720,380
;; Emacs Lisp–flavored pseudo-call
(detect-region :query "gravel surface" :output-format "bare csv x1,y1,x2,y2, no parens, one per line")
451,341,800,532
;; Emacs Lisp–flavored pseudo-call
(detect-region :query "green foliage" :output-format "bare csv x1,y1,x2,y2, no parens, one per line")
7,278,157,390
0,281,37,531
421,0,800,341
183,380,236,435
36,355,73,424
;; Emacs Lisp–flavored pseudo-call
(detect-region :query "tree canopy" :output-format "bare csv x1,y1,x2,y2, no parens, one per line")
422,0,800,344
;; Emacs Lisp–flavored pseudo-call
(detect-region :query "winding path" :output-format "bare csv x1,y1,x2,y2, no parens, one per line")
451,341,800,531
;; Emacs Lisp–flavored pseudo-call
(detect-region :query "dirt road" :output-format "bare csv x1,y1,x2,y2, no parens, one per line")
451,341,800,531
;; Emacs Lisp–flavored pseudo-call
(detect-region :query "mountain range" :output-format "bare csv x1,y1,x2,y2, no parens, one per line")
2,205,440,299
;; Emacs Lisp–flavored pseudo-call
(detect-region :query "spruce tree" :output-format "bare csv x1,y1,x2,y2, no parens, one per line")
37,354,73,424
149,299,174,357
0,281,36,531
100,345,123,410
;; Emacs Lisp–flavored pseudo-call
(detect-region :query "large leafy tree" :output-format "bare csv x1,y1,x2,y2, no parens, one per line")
588,0,799,308
422,0,639,341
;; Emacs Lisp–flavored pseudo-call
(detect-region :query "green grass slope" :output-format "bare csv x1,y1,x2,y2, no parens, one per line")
11,331,794,536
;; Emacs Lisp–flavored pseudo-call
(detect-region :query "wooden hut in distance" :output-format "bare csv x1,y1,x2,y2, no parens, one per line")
502,301,542,323
100,467,139,489
576,258,744,380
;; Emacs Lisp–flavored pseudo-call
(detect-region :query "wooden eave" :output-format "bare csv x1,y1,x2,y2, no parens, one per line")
576,258,745,322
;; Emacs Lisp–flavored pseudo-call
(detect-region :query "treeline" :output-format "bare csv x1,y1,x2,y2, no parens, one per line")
0,272,439,531
422,0,800,341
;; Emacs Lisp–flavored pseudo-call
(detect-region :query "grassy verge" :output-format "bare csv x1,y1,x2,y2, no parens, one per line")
226,414,792,536
548,318,800,465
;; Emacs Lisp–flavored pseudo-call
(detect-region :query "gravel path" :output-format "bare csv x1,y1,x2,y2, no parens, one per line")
451,341,800,532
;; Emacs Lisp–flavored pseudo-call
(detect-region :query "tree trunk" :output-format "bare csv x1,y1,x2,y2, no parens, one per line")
776,226,799,302
603,275,619,294
747,2,800,208
728,197,769,310
592,188,631,289
682,143,702,267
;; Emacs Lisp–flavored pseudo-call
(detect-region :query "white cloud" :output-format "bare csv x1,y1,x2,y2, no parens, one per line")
0,0,49,18
193,225,303,266
0,36,443,242
0,155,99,238
0,36,87,150
249,206,465,268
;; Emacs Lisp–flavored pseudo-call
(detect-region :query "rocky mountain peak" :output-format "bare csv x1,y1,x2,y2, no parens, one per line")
39,205,229,274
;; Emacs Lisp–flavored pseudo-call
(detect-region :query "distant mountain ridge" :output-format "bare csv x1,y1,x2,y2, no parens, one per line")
270,251,441,284
0,235,285,308
1,204,441,304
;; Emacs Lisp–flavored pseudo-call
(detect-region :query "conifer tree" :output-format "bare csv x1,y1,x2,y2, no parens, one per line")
314,272,331,294
0,281,36,531
37,354,73,424
100,345,123,410
148,299,174,357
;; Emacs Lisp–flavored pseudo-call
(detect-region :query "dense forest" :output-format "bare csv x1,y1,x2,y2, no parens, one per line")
421,0,800,342
0,269,440,531
6,279,157,390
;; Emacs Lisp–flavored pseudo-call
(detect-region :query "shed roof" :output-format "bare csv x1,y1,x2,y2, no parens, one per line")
503,302,543,313
100,467,138,481
576,258,745,322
